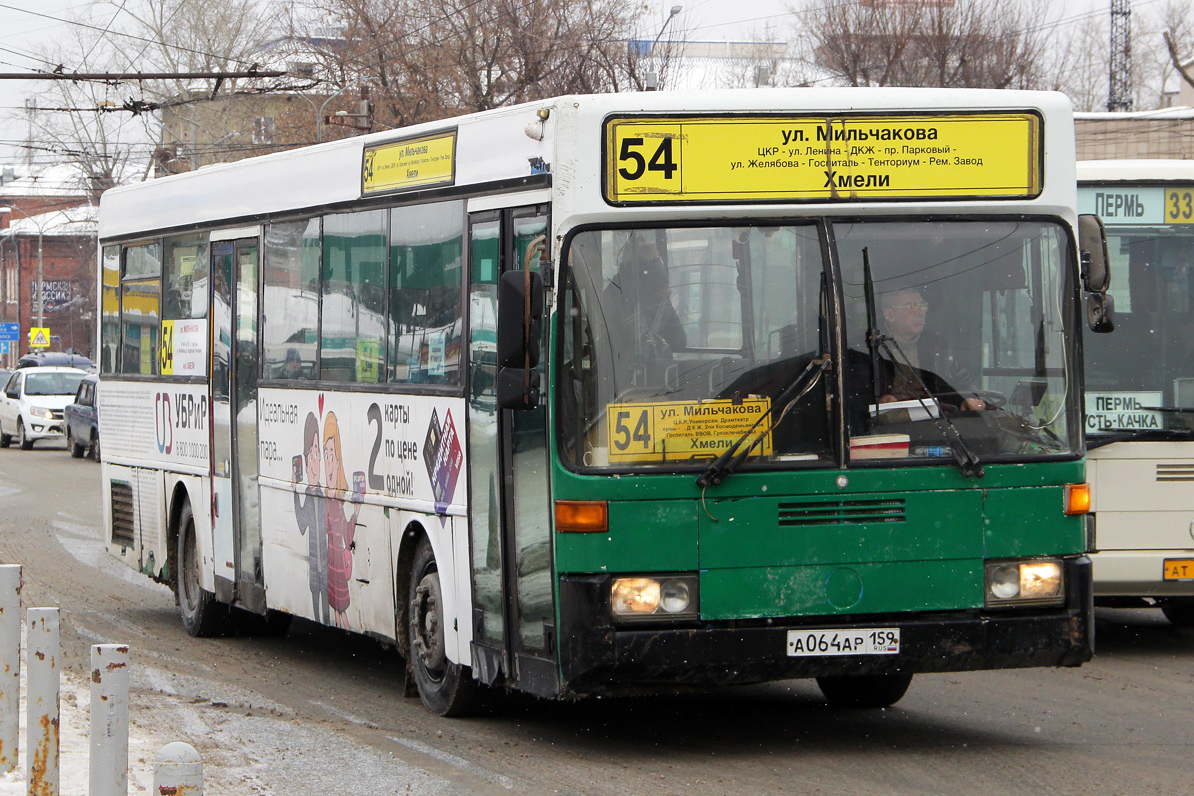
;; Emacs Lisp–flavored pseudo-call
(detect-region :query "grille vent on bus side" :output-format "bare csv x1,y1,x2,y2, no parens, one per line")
110,481,135,547
777,499,906,527
1156,464,1194,482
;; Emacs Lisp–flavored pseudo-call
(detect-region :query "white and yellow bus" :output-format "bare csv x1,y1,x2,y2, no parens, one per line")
1079,159,1194,626
99,89,1104,716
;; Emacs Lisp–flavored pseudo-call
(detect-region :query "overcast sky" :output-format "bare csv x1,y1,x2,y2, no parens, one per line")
0,0,1132,169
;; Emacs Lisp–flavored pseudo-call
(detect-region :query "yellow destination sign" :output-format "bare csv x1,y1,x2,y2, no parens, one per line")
1165,188,1194,224
604,113,1041,204
606,397,772,464
363,131,456,195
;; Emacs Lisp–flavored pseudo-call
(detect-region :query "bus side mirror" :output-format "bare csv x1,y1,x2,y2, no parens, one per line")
1087,292,1115,334
1078,214,1110,293
496,270,544,410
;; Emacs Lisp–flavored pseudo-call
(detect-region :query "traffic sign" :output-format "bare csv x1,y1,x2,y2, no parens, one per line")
28,328,50,348
0,323,18,342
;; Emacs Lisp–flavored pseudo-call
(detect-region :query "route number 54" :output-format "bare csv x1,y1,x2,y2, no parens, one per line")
618,137,678,181
612,408,652,453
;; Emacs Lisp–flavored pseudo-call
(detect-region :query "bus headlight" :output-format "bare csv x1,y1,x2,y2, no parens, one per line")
984,559,1064,608
610,574,699,623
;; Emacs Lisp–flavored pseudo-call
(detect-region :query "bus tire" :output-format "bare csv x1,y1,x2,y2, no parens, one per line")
176,500,227,637
1161,599,1194,628
408,536,478,716
816,673,913,708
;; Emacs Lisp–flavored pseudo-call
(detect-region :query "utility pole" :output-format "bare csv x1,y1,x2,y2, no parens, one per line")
1108,0,1132,112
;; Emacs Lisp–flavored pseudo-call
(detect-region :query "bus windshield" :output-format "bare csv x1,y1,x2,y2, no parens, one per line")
1083,222,1194,442
560,219,1077,471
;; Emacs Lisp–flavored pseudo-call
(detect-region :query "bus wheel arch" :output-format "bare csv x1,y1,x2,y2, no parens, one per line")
402,528,477,716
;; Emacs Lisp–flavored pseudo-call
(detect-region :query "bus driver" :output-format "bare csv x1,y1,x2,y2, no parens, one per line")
878,287,985,412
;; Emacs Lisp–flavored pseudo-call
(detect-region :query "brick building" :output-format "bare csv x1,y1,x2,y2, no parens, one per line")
1075,108,1194,160
0,165,96,367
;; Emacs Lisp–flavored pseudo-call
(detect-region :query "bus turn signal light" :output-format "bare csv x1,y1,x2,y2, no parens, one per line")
1064,483,1091,515
555,500,608,533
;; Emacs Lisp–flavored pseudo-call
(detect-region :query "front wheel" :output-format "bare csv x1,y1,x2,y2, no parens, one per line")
176,501,228,637
816,673,913,708
1161,598,1194,628
17,420,32,450
408,536,478,716
90,432,101,462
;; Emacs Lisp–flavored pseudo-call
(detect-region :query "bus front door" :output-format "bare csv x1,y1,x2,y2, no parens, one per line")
210,237,265,613
467,205,557,697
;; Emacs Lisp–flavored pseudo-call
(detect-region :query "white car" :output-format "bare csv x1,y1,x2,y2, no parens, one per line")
0,367,88,450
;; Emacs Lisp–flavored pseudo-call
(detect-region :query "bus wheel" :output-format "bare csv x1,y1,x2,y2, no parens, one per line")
176,501,227,637
1161,599,1194,628
816,673,913,708
408,537,477,716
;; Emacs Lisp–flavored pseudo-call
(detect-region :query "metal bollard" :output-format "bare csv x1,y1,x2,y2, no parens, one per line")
153,742,202,796
89,644,130,796
26,607,59,796
0,564,20,773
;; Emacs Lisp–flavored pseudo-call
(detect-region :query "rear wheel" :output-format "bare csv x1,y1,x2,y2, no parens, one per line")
0,420,9,448
1161,598,1194,628
17,420,32,450
176,501,228,637
817,673,913,708
408,536,478,716
68,427,84,458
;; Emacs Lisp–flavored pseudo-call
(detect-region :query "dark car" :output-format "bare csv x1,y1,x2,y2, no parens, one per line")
18,351,95,370
65,374,99,461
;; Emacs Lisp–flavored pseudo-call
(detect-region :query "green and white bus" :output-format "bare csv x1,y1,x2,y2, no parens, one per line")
1079,159,1194,626
98,88,1102,715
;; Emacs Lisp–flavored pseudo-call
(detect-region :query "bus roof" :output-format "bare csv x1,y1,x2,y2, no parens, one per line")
100,87,1076,241
1078,159,1194,183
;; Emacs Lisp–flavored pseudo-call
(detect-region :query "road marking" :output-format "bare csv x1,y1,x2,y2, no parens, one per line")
387,736,515,789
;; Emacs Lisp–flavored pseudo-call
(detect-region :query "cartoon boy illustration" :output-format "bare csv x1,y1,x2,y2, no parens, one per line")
293,411,329,624
323,411,360,630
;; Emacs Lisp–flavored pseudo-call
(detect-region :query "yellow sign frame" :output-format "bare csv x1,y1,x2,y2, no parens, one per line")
606,397,772,464
362,130,457,196
603,112,1042,205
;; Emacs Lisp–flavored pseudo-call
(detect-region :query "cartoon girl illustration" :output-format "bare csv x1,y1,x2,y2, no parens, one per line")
323,411,360,630
293,412,329,624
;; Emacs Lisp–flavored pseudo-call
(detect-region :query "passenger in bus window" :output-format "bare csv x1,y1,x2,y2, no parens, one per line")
878,287,984,412
293,412,329,625
282,347,304,379
323,411,360,630
603,239,686,359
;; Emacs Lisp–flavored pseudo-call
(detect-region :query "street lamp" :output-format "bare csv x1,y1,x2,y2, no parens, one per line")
645,5,682,91
294,84,348,144
0,205,45,331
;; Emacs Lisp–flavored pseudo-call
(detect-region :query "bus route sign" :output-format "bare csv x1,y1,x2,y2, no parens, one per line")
606,397,772,464
603,112,1042,205
362,130,457,195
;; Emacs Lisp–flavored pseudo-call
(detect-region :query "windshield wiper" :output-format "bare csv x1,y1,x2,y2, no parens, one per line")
696,354,831,489
1088,428,1194,448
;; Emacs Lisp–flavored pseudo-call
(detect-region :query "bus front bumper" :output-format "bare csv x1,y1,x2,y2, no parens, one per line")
557,556,1093,696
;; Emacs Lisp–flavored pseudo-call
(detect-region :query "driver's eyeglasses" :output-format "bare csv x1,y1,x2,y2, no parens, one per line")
891,301,929,313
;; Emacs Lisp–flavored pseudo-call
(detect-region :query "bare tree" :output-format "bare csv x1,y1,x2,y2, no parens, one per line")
793,0,1061,90
291,0,655,130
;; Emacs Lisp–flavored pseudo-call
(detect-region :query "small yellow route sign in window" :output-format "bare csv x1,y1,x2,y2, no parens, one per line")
363,130,457,195
1165,188,1194,223
606,397,772,464
604,112,1042,205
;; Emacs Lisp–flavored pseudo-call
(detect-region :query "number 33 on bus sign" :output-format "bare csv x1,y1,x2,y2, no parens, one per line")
606,398,772,464
1165,188,1194,223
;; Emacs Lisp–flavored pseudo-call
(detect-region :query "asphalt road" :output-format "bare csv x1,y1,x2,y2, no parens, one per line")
1,441,1192,795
